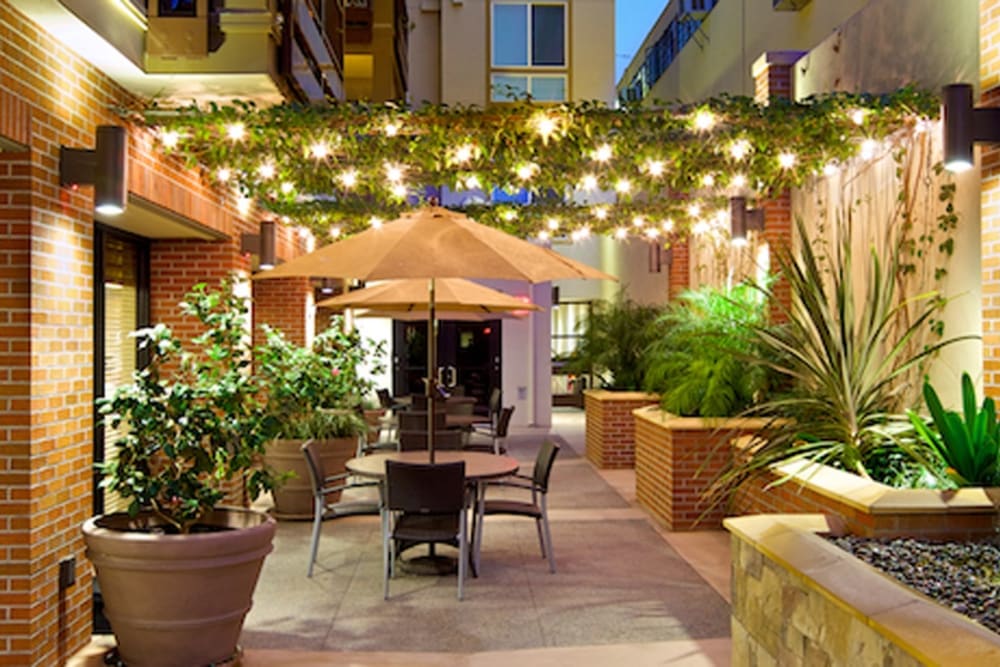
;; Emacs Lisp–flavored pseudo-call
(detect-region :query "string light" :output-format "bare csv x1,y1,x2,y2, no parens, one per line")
592,143,613,162
280,181,295,194
687,203,701,218
632,215,645,228
693,110,715,131
385,164,404,183
644,228,660,239
465,175,481,189
236,197,252,216
257,163,275,179
454,143,476,164
160,129,180,148
646,159,666,177
850,109,867,125
823,162,839,176
547,217,560,231
369,216,383,229
384,122,400,137
329,226,342,238
614,227,628,240
580,174,599,191
339,170,358,188
592,206,609,220
226,122,245,141
533,114,558,139
217,167,231,183
309,142,329,159
730,140,751,160
571,226,591,241
516,163,538,181
538,230,550,241
731,173,747,189
615,178,632,194
661,219,675,233
778,152,797,169
702,174,716,188
501,209,518,222
390,183,407,198
692,219,710,236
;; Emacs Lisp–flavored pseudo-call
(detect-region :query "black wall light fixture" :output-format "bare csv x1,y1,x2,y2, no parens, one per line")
241,220,277,271
730,196,764,246
60,125,128,216
942,83,1000,173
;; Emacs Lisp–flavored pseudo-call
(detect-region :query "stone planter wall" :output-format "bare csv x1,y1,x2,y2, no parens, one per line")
732,457,1000,540
633,406,771,530
726,514,1000,666
583,389,659,469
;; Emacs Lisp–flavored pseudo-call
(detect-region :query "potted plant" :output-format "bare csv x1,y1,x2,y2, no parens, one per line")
84,276,282,667
255,320,383,518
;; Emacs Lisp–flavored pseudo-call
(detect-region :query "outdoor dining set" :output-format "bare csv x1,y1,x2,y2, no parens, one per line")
301,391,559,600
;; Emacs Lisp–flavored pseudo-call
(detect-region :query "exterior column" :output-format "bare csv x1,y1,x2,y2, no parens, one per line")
253,276,314,346
982,0,1000,395
752,51,805,321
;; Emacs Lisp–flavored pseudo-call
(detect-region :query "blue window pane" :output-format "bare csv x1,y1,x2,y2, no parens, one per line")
532,5,564,66
492,187,531,204
492,74,528,101
493,4,527,66
530,76,566,101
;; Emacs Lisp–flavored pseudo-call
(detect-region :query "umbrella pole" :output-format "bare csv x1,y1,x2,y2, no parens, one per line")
427,277,436,463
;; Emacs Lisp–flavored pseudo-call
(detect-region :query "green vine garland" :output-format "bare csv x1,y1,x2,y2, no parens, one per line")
138,87,939,241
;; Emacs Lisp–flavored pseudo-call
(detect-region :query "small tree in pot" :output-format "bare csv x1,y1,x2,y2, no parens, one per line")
255,319,384,518
85,276,281,667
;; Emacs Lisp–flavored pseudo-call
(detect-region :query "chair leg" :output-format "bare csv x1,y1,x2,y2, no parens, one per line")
382,509,391,600
541,501,556,574
457,509,467,601
307,499,323,578
534,516,546,558
473,482,486,575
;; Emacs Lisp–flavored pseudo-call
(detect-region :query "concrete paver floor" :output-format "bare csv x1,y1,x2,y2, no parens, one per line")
70,409,732,666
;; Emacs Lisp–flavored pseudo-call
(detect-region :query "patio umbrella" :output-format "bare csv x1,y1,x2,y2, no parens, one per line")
316,277,541,316
255,206,615,459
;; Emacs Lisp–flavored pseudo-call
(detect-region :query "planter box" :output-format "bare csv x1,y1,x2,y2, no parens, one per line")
633,406,770,530
725,514,1000,665
583,389,659,469
732,453,1000,540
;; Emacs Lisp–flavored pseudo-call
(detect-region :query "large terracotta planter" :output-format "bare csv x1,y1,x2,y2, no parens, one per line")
266,436,358,519
82,507,275,667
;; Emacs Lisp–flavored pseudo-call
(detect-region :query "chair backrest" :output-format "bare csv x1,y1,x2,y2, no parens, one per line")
398,429,464,451
385,460,466,513
532,440,560,493
496,406,515,438
398,410,447,432
377,388,394,409
301,439,325,498
487,387,501,418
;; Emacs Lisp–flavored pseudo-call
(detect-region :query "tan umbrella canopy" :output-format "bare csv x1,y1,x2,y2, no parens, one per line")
316,277,541,315
255,206,614,458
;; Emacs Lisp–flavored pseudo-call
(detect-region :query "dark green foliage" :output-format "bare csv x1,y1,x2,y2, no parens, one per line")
564,293,663,390
908,373,1000,487
643,282,770,417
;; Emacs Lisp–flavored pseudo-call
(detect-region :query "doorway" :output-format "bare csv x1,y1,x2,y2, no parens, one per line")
392,319,501,413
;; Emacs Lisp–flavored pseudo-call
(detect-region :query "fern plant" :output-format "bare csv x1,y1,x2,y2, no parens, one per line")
643,282,771,417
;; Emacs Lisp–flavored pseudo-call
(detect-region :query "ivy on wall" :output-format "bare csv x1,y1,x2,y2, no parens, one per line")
138,88,939,242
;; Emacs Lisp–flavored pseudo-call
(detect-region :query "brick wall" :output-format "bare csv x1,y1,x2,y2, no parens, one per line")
253,277,313,346
983,1,1000,396
583,390,659,469
0,2,310,663
633,408,770,531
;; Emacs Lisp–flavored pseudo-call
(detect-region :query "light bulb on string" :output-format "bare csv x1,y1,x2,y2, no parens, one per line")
730,139,751,160
614,227,628,240
454,143,476,164
538,230,550,241
516,163,538,181
661,219,674,233
849,108,867,125
823,162,840,176
226,122,246,141
645,228,660,239
533,113,558,140
339,170,358,189
384,122,400,137
309,142,330,159
501,209,518,222
632,216,645,228
592,206,609,221
615,179,632,194
592,143,613,162
385,164,404,183
693,109,715,131
159,129,180,148
465,175,481,190
860,138,878,161
702,173,716,188
731,173,747,189
646,159,666,177
217,167,232,183
778,152,797,169
257,163,275,180
687,203,701,218
330,226,342,239
581,174,599,191
547,218,560,231
391,184,407,198
369,216,383,229
280,181,295,195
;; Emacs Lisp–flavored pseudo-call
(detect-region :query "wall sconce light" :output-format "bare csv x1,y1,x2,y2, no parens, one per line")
730,196,764,246
59,125,128,216
942,83,1000,173
240,220,277,271
319,278,337,295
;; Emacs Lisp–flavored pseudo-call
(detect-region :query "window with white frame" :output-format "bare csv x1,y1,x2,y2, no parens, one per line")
491,1,567,102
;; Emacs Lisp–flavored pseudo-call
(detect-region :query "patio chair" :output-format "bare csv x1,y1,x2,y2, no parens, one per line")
465,405,514,455
302,440,381,578
474,439,560,574
383,460,469,600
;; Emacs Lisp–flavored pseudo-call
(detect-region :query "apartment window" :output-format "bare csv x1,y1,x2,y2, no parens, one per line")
491,1,567,102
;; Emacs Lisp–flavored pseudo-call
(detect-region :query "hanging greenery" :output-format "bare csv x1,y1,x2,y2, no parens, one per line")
137,88,939,241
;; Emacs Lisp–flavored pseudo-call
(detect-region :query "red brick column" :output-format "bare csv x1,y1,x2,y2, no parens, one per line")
583,390,659,468
634,407,770,530
253,277,313,346
752,51,803,323
668,239,690,299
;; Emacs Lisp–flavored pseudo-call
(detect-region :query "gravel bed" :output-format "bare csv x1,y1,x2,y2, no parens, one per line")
828,535,1000,635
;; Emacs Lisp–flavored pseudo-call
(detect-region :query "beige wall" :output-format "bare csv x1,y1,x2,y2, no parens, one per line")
622,0,868,103
408,0,615,105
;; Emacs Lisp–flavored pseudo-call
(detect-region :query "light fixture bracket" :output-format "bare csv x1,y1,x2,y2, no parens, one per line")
59,126,128,216
730,196,765,245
